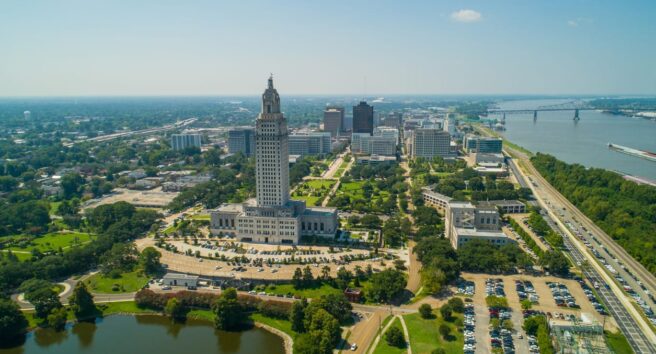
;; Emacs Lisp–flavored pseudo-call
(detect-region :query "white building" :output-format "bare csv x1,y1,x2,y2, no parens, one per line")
351,133,397,156
410,128,453,159
210,77,338,244
288,132,332,156
171,134,202,151
444,201,512,249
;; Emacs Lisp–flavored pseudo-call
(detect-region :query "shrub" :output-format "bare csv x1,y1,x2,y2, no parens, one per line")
440,304,453,321
385,325,405,348
447,297,464,313
439,323,450,339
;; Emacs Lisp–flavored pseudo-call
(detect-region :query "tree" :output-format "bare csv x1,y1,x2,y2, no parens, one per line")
302,266,315,287
99,243,139,275
421,268,446,295
290,300,306,333
140,247,162,275
367,269,407,304
542,251,570,276
47,307,68,331
440,304,452,321
292,267,304,289
385,325,405,348
360,215,382,229
0,299,28,342
165,298,187,322
447,297,465,313
25,286,61,319
418,303,433,319
306,294,353,324
69,282,95,319
213,288,242,330
61,173,85,199
438,323,451,339
521,299,533,310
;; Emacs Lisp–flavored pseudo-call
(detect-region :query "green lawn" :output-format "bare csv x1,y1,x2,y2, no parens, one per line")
404,312,463,354
373,317,407,354
4,232,95,260
605,330,633,354
86,270,150,293
291,179,336,206
250,313,297,337
190,214,210,221
263,283,343,298
49,201,62,215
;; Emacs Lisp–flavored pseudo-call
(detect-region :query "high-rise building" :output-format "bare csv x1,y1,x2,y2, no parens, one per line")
323,107,344,137
210,77,337,244
374,126,400,144
228,128,255,156
463,135,503,153
289,132,332,156
380,112,402,128
171,134,202,151
444,113,456,136
353,101,374,134
352,132,397,156
410,129,452,158
23,111,31,120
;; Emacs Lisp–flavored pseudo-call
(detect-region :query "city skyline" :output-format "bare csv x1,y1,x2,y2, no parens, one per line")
1,0,655,96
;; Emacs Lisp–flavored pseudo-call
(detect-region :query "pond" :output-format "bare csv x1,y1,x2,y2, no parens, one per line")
0,315,286,354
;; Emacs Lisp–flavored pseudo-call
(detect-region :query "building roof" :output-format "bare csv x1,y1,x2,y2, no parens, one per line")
478,200,525,207
217,203,245,213
163,273,199,281
455,228,509,238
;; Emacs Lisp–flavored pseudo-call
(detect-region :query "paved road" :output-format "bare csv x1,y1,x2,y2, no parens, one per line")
503,145,656,353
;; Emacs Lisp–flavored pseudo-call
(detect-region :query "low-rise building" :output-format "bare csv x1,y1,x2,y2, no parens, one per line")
355,155,397,164
171,134,202,151
421,187,452,213
445,201,512,249
478,200,526,214
162,273,199,287
463,135,503,153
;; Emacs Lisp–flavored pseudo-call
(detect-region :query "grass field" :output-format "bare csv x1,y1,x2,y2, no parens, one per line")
250,313,297,337
604,330,633,354
404,312,464,354
263,282,343,298
86,270,150,293
3,232,95,260
291,179,336,206
373,317,407,354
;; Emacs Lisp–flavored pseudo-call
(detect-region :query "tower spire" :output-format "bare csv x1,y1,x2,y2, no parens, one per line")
268,73,274,89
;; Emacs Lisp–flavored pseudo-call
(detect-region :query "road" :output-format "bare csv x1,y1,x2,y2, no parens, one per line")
64,118,197,146
499,141,656,353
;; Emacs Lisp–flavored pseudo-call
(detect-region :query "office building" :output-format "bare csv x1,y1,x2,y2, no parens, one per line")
445,201,512,249
374,126,400,143
353,101,374,134
421,187,452,214
228,128,256,156
210,77,337,244
464,135,503,153
444,114,457,136
289,132,332,156
380,112,402,128
323,107,345,137
410,128,452,158
171,134,202,151
352,133,396,156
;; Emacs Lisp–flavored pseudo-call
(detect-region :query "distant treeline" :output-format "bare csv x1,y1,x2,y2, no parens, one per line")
531,153,656,274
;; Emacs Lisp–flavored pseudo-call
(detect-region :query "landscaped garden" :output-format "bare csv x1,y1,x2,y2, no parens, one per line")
86,269,150,293
291,179,336,206
1,231,95,261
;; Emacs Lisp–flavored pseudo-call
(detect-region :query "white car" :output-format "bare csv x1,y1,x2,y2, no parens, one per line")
350,343,357,351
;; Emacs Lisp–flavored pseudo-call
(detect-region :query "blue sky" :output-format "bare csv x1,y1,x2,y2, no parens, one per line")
1,0,654,96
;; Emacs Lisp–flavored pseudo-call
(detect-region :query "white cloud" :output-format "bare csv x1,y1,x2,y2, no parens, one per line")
568,20,579,27
451,9,482,23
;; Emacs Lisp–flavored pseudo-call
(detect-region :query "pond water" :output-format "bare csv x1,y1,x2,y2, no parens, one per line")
0,315,286,354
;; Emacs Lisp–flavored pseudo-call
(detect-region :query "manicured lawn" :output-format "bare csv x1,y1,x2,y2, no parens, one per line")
263,283,343,298
0,250,32,261
291,179,336,206
8,232,94,253
605,330,633,354
86,270,150,293
49,201,62,215
373,317,407,354
190,214,210,221
250,313,297,337
404,312,464,354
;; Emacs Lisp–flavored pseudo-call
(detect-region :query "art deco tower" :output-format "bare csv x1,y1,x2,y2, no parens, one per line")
255,76,290,207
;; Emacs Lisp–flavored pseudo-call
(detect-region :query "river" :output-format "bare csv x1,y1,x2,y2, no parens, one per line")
0,315,286,354
493,99,656,180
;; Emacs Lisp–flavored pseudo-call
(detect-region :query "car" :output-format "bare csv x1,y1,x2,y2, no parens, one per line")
350,343,357,351
162,285,172,290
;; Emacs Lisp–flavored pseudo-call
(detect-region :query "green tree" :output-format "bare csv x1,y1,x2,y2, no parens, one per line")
438,323,450,339
292,267,304,289
367,269,407,304
521,299,533,310
0,299,28,342
165,298,187,322
418,303,433,319
46,307,68,331
25,286,61,319
440,304,452,321
302,266,315,287
213,288,242,330
385,325,406,348
290,300,306,333
447,297,465,313
140,247,162,275
69,282,95,319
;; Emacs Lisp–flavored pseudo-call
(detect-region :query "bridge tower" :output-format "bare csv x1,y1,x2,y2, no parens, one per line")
501,113,506,124
573,109,580,121
533,110,538,122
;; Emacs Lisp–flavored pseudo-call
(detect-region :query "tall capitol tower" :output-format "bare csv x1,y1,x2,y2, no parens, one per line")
209,76,338,245
255,76,290,207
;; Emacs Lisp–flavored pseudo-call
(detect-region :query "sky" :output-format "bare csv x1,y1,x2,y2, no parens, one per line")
1,0,655,96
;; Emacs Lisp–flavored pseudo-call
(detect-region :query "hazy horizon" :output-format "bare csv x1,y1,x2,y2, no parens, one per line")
2,0,655,96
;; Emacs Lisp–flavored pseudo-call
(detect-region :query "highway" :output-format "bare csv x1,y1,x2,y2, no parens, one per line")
501,144,656,353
